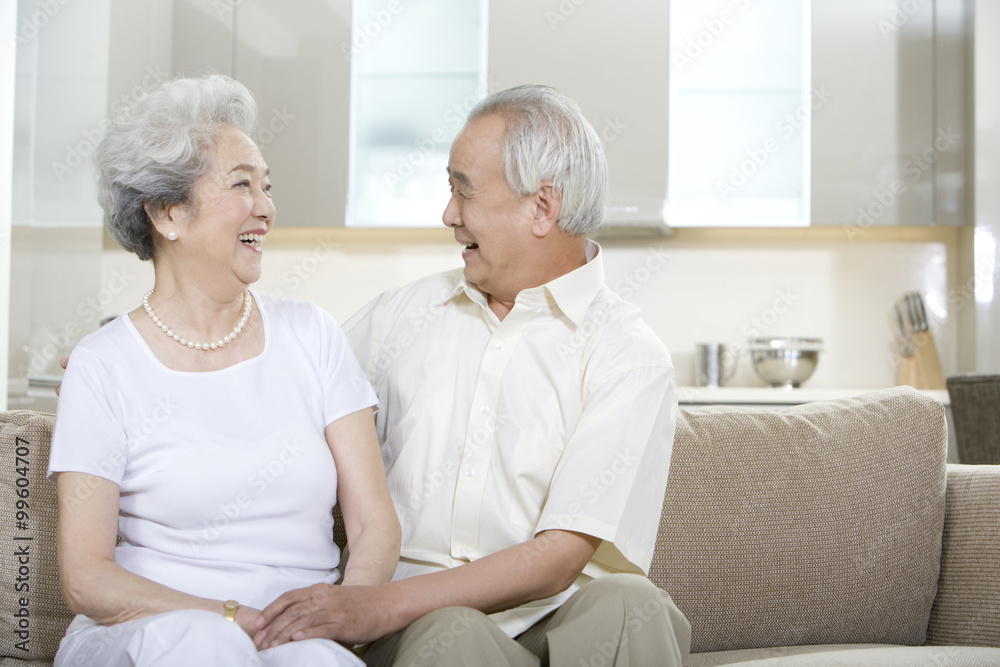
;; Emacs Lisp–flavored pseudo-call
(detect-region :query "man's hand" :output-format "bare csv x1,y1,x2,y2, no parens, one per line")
253,583,393,649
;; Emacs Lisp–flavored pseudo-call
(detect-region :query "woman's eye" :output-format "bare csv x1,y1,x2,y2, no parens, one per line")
234,180,250,188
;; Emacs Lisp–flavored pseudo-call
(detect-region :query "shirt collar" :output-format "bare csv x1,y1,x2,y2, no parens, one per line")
456,240,605,327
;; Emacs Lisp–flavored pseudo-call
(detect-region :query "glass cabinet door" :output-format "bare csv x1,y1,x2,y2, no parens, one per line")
667,0,811,227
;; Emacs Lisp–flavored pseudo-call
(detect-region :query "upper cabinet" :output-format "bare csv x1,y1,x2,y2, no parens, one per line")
19,0,971,230
667,0,810,227
810,0,968,229
488,0,670,229
493,0,968,230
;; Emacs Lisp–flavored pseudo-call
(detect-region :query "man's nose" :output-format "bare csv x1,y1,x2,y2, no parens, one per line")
442,196,461,228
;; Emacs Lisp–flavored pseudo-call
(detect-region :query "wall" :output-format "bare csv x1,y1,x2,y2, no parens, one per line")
76,227,958,409
7,0,108,409
0,2,16,409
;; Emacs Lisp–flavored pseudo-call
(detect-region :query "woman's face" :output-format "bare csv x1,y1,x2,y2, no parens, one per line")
174,125,274,290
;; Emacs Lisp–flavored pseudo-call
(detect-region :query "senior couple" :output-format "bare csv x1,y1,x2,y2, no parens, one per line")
49,75,690,666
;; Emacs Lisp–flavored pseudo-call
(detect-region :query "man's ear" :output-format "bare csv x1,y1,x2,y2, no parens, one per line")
144,201,186,240
531,181,563,238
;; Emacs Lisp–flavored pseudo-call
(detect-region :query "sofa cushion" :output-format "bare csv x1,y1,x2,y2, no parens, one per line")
684,644,1000,666
926,464,1000,647
0,412,71,662
650,387,947,653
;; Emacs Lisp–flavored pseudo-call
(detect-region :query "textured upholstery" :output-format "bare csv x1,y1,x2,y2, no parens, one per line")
4,389,1000,667
650,387,948,654
0,412,71,663
684,643,1000,666
926,464,1000,647
946,374,1000,464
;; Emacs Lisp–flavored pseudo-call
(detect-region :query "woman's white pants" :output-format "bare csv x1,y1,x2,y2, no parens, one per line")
54,610,363,667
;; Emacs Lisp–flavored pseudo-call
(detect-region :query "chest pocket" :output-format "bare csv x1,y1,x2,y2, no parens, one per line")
508,433,565,532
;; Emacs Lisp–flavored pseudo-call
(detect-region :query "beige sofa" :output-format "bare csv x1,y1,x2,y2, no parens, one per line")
2,387,999,666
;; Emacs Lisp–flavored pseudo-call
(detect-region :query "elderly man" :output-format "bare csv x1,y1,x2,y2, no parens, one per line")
254,85,691,666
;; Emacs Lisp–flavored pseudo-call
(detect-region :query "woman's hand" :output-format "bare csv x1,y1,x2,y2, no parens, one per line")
235,604,263,637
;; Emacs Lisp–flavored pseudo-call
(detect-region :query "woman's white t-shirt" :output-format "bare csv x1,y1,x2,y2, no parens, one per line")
47,292,378,609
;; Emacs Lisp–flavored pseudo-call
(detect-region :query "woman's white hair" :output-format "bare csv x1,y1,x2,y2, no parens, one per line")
466,85,608,236
93,74,258,260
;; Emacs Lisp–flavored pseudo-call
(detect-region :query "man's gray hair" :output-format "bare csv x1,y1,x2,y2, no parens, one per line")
94,74,258,261
466,84,608,236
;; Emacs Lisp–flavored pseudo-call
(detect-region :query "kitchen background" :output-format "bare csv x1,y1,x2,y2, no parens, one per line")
1,0,998,418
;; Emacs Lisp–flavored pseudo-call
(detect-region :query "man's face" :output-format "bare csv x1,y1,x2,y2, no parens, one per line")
443,114,537,302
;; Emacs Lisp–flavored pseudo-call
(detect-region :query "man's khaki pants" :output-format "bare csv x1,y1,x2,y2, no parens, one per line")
360,573,691,667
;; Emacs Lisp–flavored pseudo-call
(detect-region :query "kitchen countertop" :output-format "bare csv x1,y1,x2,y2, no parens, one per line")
677,386,950,407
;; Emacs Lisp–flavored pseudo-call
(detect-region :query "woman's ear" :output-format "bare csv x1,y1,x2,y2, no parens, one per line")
531,181,563,238
144,201,186,241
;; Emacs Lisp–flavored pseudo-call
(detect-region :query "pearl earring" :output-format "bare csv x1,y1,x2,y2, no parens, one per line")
167,231,177,241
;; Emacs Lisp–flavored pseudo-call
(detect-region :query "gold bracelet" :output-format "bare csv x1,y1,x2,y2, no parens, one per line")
223,599,240,622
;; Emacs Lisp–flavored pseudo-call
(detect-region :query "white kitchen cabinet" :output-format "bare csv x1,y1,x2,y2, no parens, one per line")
810,0,968,228
491,0,968,230
488,0,671,230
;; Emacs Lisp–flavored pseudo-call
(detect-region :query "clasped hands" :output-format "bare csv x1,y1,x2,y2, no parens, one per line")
249,582,391,650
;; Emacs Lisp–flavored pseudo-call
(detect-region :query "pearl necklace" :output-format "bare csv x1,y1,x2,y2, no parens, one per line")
142,289,252,351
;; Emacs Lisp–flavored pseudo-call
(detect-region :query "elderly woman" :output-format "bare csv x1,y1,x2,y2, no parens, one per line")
46,75,400,666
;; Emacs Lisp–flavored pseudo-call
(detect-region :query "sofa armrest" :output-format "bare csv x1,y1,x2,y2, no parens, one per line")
926,464,1000,647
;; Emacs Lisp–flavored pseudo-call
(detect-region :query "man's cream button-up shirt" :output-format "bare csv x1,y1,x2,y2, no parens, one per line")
344,241,677,636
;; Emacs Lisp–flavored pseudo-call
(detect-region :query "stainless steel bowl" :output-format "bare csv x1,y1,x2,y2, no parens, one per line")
747,337,823,388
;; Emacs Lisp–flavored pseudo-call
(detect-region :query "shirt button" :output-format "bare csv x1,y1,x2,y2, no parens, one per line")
480,405,489,414
460,546,470,557
495,341,506,350
465,467,476,478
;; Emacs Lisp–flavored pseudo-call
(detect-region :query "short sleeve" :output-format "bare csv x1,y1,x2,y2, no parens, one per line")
47,347,129,484
342,292,384,389
536,362,677,576
317,307,379,426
